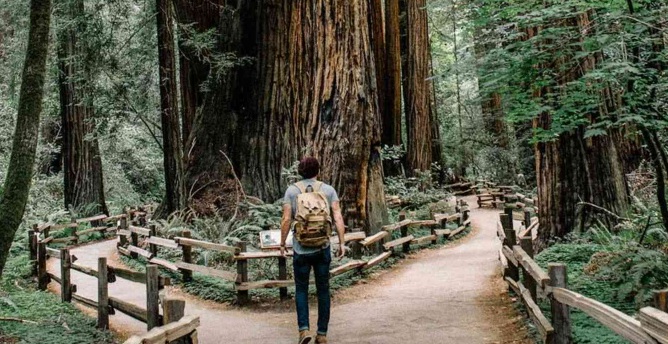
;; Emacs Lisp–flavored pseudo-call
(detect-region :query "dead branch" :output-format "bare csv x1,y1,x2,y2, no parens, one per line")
219,150,247,200
0,317,38,324
577,202,631,222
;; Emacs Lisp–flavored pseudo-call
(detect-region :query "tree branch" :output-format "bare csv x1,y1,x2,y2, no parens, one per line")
576,202,631,222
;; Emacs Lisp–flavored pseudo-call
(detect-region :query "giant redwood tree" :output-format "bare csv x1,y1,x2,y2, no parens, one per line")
0,0,51,276
401,0,440,173
57,0,107,214
245,0,388,231
173,1,388,230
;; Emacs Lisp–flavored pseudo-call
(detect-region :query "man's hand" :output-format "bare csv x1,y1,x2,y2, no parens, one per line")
280,245,286,257
336,244,346,260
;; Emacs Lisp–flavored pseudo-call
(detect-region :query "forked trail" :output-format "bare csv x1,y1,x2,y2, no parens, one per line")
47,196,531,343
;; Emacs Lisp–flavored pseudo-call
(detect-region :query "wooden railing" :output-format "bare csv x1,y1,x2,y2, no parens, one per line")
123,315,200,344
114,200,471,305
497,191,668,344
35,240,172,331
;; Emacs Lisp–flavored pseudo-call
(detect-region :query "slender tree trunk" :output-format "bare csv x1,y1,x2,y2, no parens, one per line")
452,12,465,177
384,0,403,147
0,0,52,277
401,0,434,174
156,0,184,216
370,0,387,134
57,0,107,215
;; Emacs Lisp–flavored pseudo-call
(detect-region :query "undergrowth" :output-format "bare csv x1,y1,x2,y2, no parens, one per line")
0,252,115,344
535,243,641,344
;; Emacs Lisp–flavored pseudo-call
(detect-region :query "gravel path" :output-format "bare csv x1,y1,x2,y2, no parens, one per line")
47,195,531,343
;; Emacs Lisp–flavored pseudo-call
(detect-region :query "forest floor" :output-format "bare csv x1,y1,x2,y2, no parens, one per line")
46,196,533,343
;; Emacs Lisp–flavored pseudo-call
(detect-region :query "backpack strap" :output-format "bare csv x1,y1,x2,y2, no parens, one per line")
294,181,308,194
312,181,323,192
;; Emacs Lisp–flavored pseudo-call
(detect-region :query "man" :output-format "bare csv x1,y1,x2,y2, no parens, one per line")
281,157,346,344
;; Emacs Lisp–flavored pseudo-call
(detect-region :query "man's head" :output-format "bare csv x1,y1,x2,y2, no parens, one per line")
298,157,320,179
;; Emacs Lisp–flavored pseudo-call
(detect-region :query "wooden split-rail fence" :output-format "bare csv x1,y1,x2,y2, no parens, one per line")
497,190,668,344
113,201,471,305
28,212,203,341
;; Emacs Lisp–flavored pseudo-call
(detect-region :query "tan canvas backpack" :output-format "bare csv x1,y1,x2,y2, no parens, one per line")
293,181,332,247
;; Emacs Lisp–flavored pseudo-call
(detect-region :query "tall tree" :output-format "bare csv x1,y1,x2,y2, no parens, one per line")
156,0,184,215
533,10,630,248
57,0,107,214
401,0,439,173
173,1,388,230
383,0,403,147
246,0,388,231
370,0,387,137
0,0,52,277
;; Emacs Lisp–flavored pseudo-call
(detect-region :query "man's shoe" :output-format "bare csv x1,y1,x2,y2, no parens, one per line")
315,334,327,344
299,330,312,344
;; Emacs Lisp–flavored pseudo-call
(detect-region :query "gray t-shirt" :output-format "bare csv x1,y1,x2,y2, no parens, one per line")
283,178,339,255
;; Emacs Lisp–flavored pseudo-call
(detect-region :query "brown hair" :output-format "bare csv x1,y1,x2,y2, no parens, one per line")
298,157,320,179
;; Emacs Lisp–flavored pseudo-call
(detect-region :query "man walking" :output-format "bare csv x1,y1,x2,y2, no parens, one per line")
281,157,346,344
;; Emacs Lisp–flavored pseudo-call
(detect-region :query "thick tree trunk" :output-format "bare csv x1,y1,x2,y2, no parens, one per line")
173,0,255,216
535,11,629,249
244,0,388,231
0,0,51,277
173,1,388,230
58,0,107,215
156,0,184,216
401,0,434,174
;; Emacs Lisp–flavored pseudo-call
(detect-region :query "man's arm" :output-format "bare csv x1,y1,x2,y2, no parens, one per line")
331,201,346,258
280,204,292,252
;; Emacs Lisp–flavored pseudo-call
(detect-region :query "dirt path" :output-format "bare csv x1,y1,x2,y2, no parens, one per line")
47,195,531,343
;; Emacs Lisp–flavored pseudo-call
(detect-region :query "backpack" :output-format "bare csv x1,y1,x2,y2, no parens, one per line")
293,181,332,247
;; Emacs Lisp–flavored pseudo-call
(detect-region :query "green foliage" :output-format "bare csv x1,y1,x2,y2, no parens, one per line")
535,243,629,344
0,256,115,343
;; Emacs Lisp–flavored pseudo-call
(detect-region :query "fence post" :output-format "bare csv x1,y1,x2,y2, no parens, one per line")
119,213,128,247
149,224,158,257
130,218,139,259
347,216,362,259
653,289,668,312
503,229,519,283
29,228,37,277
520,237,537,301
399,212,410,253
71,217,79,245
181,230,193,282
236,242,249,306
278,256,288,301
146,265,160,330
548,264,572,344
98,257,109,330
503,206,514,229
500,213,512,232
61,249,72,302
43,225,50,242
162,296,187,344
37,242,48,290
524,208,532,229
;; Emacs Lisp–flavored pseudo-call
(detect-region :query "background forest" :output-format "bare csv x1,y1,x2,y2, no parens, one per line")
1,0,668,343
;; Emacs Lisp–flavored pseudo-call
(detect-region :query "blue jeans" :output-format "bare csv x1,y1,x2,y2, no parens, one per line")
293,247,331,335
